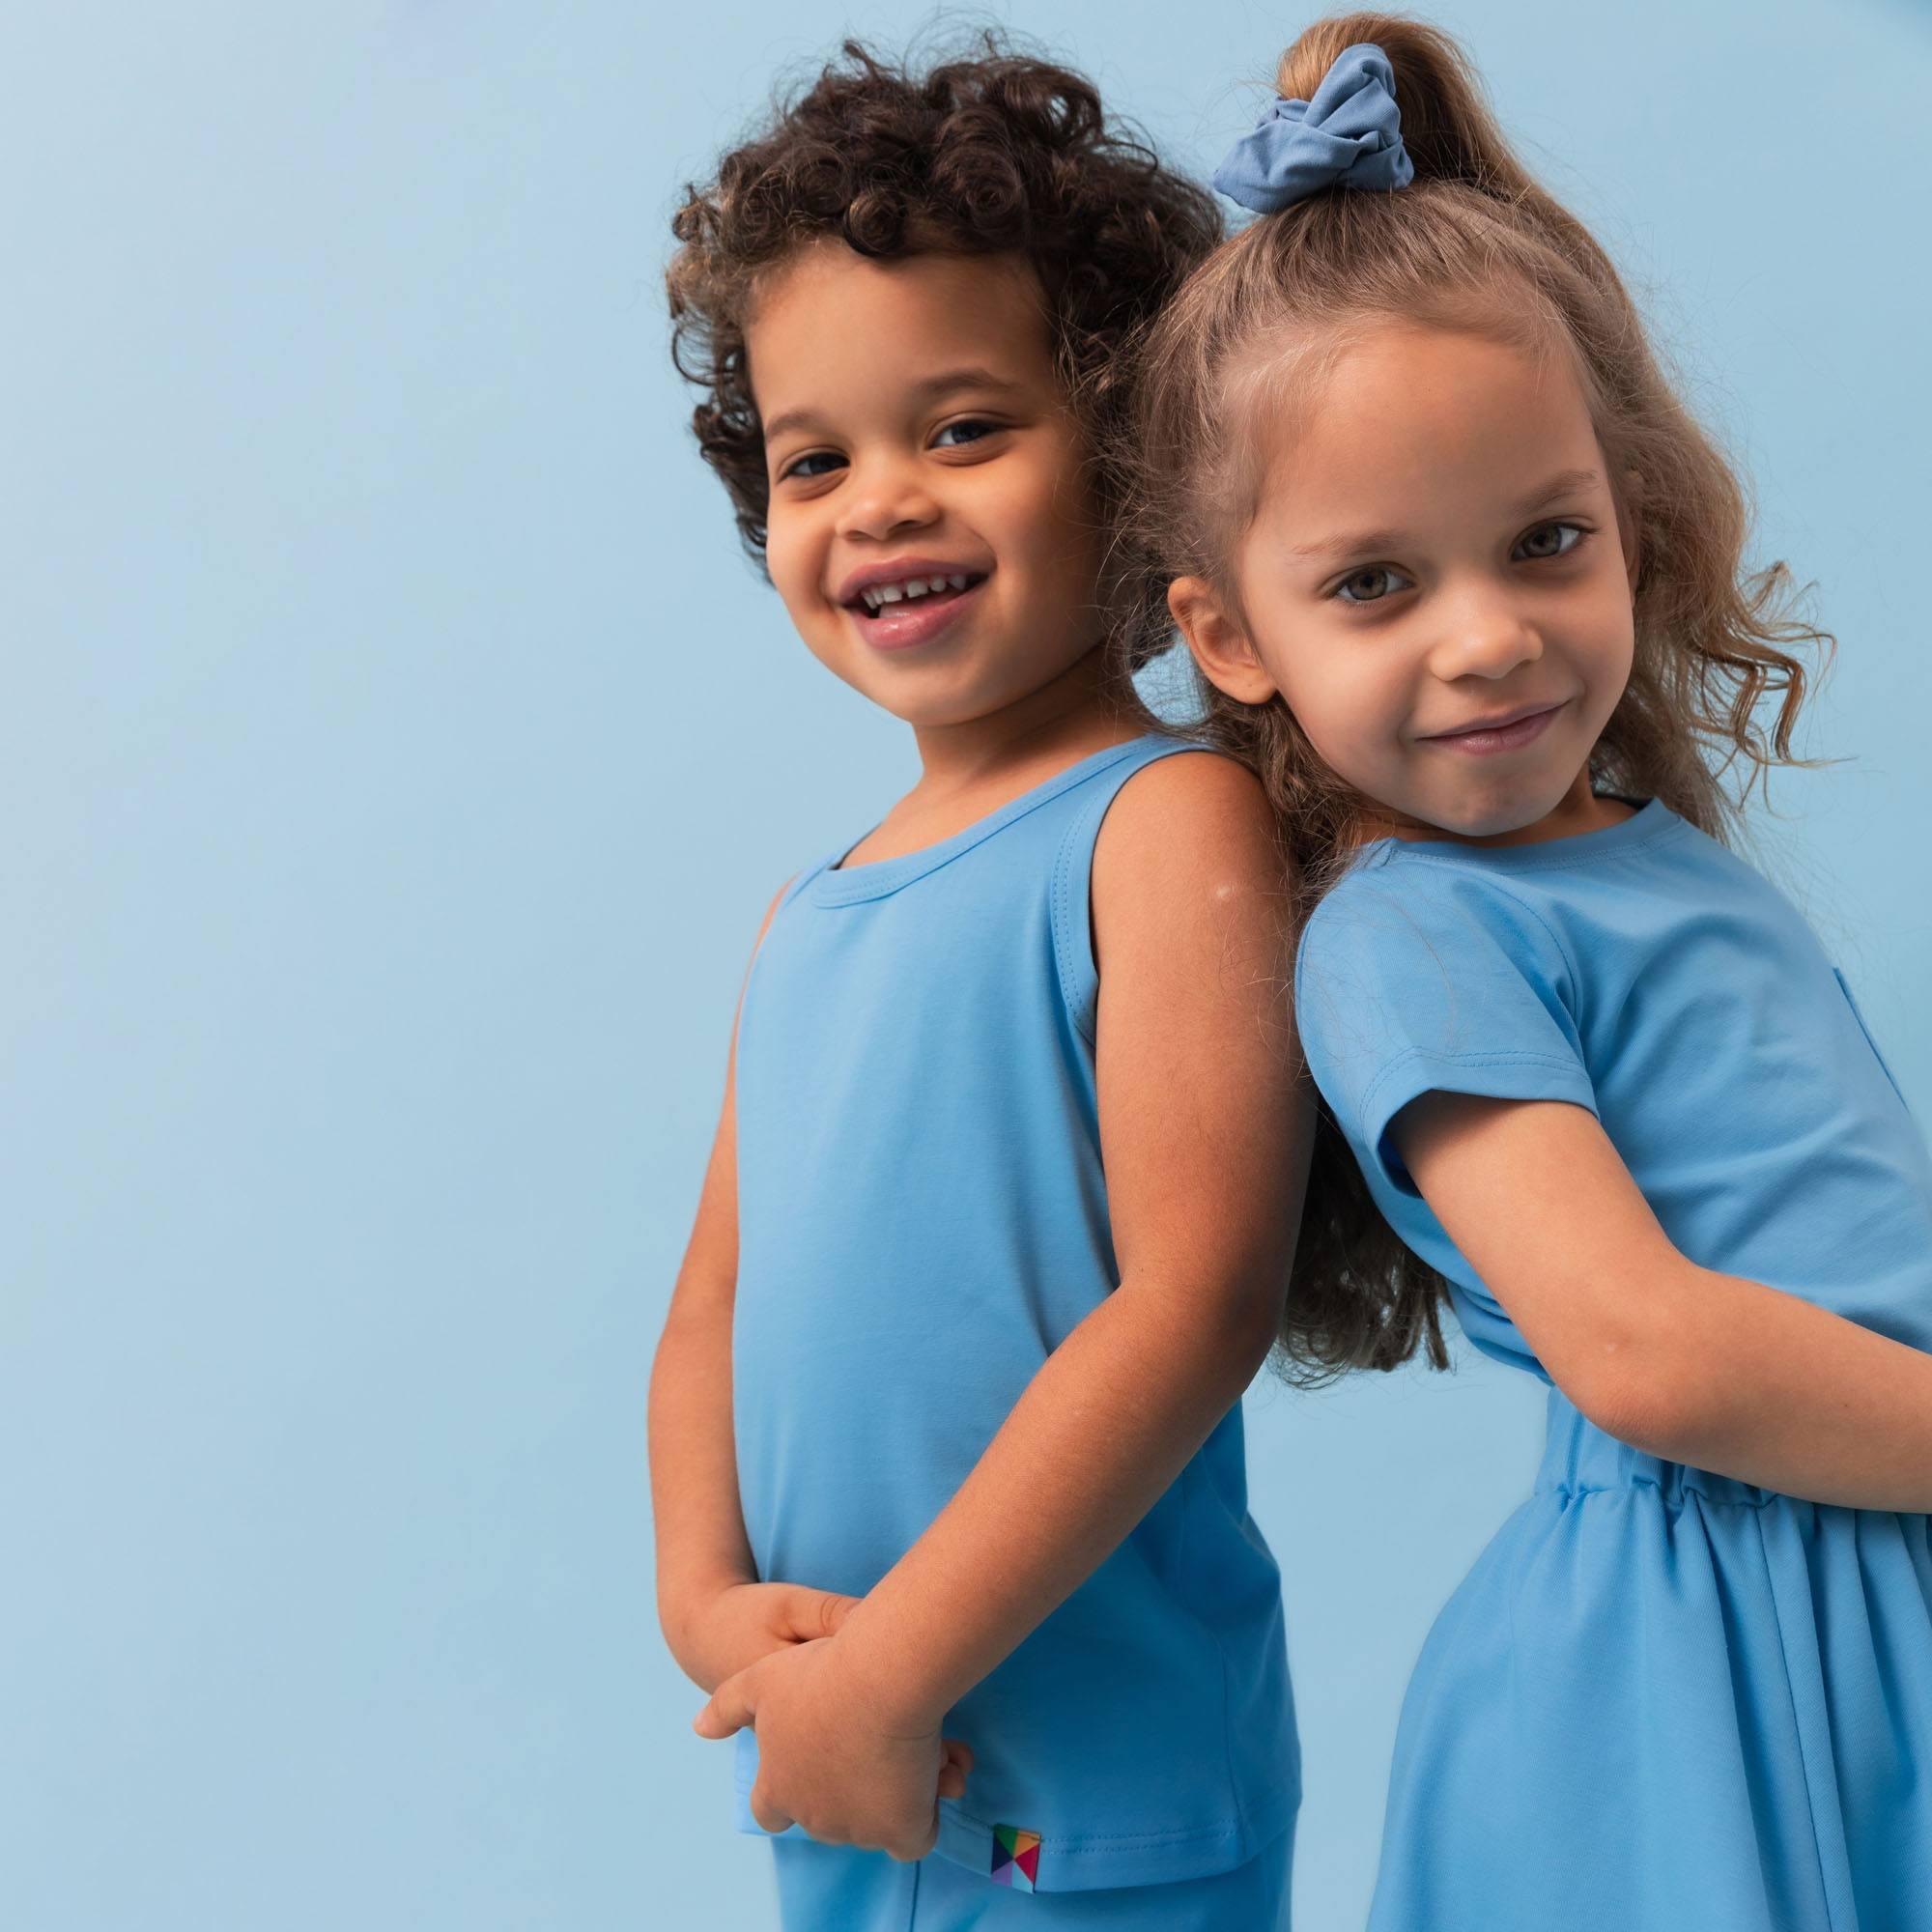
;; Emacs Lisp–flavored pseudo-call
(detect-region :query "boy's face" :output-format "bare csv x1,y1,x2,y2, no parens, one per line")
747,243,1108,728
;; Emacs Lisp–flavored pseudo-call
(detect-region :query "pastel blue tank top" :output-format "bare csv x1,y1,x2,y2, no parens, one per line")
730,734,1297,1893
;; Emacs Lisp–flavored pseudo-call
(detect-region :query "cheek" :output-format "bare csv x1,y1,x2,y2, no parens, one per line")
1271,643,1393,753
992,451,1101,577
762,517,819,611
1580,590,1637,686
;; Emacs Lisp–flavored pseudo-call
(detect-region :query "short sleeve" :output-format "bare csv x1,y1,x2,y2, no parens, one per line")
1294,861,1598,1196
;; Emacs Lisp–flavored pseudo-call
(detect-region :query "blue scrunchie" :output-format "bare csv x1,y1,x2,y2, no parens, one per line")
1211,42,1414,213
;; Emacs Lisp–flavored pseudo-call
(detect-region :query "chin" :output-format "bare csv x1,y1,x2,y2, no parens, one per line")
1461,788,1569,842
880,683,1013,730
1428,792,1552,841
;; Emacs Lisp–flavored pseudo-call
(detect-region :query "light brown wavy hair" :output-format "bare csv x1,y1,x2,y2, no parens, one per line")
667,34,1222,597
1115,13,1831,1383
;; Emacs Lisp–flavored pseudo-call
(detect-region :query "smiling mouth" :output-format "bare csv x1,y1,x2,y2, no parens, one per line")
844,571,988,620
1422,702,1567,753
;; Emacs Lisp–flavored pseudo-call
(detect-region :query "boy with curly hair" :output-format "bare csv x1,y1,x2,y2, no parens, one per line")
650,39,1301,1929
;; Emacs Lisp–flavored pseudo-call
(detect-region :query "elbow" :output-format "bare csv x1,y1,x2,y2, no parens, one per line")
1568,1351,1688,1458
1217,1271,1289,1385
1120,1259,1286,1401
1558,1303,1710,1461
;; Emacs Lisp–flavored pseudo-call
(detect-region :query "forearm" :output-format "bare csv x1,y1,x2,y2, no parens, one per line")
1400,1095,1932,1513
648,1286,755,1663
832,1277,1274,1727
1605,1265,1932,1510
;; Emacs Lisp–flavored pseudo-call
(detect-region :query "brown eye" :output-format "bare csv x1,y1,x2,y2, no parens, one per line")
1515,521,1584,560
781,450,844,482
1333,566,1409,605
933,418,1000,449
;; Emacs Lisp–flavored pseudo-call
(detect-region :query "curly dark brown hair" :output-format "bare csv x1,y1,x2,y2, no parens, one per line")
667,34,1222,575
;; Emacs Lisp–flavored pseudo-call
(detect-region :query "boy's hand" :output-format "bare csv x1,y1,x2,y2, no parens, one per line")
693,1634,975,1860
668,1579,860,1694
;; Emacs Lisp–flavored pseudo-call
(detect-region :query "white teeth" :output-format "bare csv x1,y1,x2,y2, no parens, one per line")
857,572,977,611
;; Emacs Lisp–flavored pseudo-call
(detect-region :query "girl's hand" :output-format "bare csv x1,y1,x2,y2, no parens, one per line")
692,1634,976,1859
666,1578,861,1695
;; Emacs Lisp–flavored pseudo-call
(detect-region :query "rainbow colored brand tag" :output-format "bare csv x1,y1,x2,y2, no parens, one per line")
990,1825,1040,1892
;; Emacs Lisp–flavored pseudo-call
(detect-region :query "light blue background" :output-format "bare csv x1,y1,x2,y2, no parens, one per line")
4,3,1926,1927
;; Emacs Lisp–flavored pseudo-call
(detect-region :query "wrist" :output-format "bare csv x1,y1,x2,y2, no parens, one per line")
828,1598,952,1733
659,1565,753,1654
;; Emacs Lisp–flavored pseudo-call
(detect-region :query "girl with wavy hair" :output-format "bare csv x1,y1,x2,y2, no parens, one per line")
1125,14,1932,1927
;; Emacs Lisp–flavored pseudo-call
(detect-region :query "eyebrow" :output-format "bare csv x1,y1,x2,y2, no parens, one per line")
761,367,1027,446
1288,468,1606,563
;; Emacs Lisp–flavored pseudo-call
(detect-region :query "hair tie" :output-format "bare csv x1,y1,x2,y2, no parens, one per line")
1211,43,1414,213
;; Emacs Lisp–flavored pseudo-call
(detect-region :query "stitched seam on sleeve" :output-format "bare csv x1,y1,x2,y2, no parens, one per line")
1356,1046,1592,1127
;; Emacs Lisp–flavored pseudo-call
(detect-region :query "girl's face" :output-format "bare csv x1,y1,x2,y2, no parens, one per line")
1174,322,1640,844
747,242,1107,730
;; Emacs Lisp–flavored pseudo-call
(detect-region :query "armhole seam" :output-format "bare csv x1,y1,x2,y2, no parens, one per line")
1049,743,1223,1047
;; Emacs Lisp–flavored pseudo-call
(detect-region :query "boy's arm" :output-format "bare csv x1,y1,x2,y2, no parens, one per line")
1397,1093,1932,1509
650,888,858,1693
697,754,1311,1855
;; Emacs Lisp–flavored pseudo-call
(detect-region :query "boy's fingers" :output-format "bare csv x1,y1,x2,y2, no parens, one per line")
885,1811,941,1863
936,1736,974,1800
749,1784,795,1836
693,1667,757,1740
788,1588,861,1641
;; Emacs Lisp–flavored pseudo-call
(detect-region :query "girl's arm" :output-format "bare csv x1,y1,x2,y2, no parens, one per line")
696,753,1310,1856
650,890,858,1694
1397,1092,1932,1509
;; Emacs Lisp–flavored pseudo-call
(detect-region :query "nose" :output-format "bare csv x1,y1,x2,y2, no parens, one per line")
836,451,942,543
1424,580,1545,683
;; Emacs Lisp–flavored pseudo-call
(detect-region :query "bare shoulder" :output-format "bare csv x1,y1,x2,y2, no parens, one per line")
1094,747,1283,907
1091,749,1291,1003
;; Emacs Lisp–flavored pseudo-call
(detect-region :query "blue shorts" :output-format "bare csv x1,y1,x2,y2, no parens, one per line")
770,1822,1293,1932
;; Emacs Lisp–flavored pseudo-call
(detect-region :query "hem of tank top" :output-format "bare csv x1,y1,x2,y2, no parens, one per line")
739,1808,1299,1896
731,1764,1301,1844
732,1770,1300,1856
939,1799,1297,1858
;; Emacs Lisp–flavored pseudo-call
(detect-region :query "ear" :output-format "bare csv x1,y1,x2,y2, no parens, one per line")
1167,576,1280,706
1615,469,1645,593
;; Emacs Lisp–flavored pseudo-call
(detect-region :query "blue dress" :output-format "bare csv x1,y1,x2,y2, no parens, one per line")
1295,800,1932,1931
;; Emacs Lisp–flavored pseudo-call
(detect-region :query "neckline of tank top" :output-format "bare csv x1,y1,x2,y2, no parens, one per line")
1355,795,1685,872
808,732,1182,907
